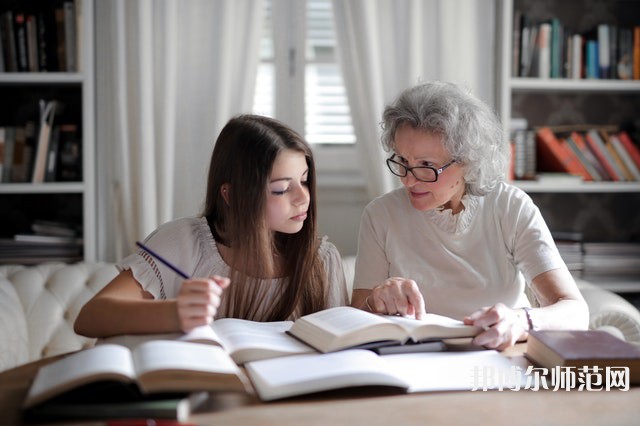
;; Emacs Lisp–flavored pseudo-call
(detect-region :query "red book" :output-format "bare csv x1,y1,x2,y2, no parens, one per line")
584,130,622,181
536,127,591,180
617,131,640,169
570,132,611,180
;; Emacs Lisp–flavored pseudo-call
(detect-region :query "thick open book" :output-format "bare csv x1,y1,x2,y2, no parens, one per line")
23,341,252,410
245,349,522,401
287,306,482,353
102,318,316,365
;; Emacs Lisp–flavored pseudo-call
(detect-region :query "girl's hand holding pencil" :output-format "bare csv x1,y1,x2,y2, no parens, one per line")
136,241,231,332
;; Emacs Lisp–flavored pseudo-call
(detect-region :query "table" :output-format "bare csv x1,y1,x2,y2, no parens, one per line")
1,345,638,425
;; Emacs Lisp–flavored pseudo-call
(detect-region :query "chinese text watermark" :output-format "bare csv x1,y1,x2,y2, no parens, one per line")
471,365,630,391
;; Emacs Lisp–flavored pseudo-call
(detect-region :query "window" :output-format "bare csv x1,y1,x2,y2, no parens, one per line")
253,0,360,181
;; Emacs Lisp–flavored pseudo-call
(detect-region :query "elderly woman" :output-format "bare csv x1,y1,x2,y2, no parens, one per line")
351,81,588,350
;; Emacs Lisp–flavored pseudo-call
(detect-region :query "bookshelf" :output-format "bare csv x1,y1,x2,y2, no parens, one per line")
0,0,95,263
497,0,640,294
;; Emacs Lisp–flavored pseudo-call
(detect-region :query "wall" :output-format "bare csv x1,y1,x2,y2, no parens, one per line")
316,184,370,257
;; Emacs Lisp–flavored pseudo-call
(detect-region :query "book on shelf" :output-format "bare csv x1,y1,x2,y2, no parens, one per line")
55,123,82,181
525,330,640,385
102,317,316,365
286,306,482,353
535,127,591,181
23,390,209,423
633,25,640,80
0,10,17,72
582,242,640,277
565,133,604,181
31,219,79,237
609,133,640,181
1,127,16,183
245,348,521,401
23,341,252,411
0,1,79,73
511,10,639,81
617,131,640,169
31,100,58,183
584,129,624,181
600,130,636,181
13,233,83,245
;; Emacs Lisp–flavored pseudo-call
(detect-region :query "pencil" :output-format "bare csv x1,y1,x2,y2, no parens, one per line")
135,241,190,279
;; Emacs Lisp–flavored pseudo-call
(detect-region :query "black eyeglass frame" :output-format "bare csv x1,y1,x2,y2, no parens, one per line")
386,154,457,182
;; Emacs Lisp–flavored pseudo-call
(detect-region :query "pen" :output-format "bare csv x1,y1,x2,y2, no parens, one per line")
135,241,190,279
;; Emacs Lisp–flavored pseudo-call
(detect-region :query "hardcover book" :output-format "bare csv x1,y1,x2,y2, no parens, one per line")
23,341,252,410
535,127,590,180
287,306,482,353
525,330,640,384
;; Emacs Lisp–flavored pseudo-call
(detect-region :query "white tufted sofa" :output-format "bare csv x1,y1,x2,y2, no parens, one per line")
1,259,640,373
0,262,118,373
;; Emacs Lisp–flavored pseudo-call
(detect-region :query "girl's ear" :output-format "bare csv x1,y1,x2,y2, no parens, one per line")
221,183,230,205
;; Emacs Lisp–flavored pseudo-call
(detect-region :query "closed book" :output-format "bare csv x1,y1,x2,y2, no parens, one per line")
570,33,583,79
525,330,640,384
600,130,635,181
598,24,610,79
634,26,640,80
537,22,551,78
32,100,57,183
23,391,208,423
586,40,599,78
617,131,640,169
608,132,640,180
571,131,611,180
584,129,623,181
535,127,590,180
565,134,602,181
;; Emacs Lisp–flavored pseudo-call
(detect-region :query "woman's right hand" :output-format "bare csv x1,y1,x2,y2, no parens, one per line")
176,275,230,332
369,277,426,320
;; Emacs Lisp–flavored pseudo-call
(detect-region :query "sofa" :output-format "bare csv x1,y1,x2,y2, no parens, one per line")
1,260,640,373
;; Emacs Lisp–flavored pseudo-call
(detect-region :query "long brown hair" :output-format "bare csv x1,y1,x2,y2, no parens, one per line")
203,114,327,320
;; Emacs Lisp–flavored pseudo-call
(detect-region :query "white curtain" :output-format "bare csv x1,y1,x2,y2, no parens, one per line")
95,0,263,261
332,0,496,199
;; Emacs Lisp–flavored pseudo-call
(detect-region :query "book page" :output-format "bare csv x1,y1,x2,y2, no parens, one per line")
132,340,249,393
386,314,482,341
211,318,315,364
24,345,136,408
245,349,410,401
384,350,524,392
99,327,224,350
289,306,404,352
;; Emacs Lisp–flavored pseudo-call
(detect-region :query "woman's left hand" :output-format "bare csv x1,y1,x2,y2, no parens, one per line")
463,303,528,351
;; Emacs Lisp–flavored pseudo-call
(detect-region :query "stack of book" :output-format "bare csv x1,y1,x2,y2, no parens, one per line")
552,232,584,277
511,126,640,182
0,220,82,264
582,242,640,281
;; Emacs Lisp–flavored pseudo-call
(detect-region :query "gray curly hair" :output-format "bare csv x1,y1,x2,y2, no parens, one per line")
381,81,508,196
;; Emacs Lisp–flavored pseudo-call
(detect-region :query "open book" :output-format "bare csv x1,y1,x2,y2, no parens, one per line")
245,349,522,401
102,318,316,365
287,306,482,353
23,341,252,410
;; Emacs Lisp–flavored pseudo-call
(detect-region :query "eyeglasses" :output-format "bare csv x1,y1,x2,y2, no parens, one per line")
386,154,456,182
